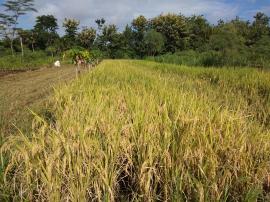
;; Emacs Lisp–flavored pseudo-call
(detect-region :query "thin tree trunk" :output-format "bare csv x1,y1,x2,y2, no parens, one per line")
31,42,35,52
20,37,24,57
31,32,35,52
10,39,14,56
76,64,81,78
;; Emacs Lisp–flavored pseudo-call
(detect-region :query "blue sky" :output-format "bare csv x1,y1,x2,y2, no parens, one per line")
1,0,269,31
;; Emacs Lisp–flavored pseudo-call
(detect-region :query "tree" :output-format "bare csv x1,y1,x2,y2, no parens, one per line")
63,18,80,49
34,15,58,33
144,29,164,56
0,13,15,41
63,18,79,38
132,15,148,33
209,22,247,66
46,45,57,57
250,35,270,66
187,15,212,50
122,25,136,58
250,12,270,42
17,28,30,55
230,17,250,45
151,13,188,52
95,18,105,31
0,0,37,56
78,27,96,49
96,24,123,58
33,15,59,50
210,24,245,52
131,15,148,57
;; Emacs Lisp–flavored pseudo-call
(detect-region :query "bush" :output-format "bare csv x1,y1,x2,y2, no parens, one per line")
147,50,270,68
0,50,55,71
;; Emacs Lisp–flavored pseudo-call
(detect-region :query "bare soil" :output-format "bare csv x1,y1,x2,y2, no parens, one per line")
0,69,27,77
0,65,80,135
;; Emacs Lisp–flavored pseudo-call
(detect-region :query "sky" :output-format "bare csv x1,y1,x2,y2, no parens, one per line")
0,0,270,32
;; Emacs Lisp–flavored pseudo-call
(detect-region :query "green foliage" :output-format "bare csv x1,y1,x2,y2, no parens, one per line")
64,48,91,63
17,29,36,51
122,25,136,57
0,0,37,55
96,24,123,58
151,13,188,52
90,49,104,60
249,35,270,67
78,27,96,49
62,18,80,49
132,15,148,32
131,15,148,58
45,45,57,57
63,18,80,38
33,15,59,50
0,9,270,68
144,29,164,56
147,50,270,68
252,35,270,56
34,15,58,33
0,50,54,70
187,15,211,50
250,12,270,42
210,23,246,53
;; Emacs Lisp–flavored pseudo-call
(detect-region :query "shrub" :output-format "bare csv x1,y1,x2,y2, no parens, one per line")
0,50,54,70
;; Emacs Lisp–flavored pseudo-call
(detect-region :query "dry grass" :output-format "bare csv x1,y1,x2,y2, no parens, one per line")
1,60,270,201
0,65,80,200
0,65,77,136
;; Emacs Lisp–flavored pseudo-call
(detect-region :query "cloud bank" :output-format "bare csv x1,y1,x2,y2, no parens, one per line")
11,0,267,32
32,0,240,29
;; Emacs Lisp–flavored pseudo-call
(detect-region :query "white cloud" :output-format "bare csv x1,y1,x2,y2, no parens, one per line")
261,6,270,14
32,0,239,31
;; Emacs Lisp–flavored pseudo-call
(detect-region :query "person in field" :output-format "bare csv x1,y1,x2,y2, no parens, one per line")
75,55,86,67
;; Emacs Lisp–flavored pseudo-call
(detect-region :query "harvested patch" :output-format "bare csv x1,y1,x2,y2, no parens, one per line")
0,65,78,135
0,69,27,77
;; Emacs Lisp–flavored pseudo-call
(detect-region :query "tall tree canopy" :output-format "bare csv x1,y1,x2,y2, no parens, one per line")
34,15,59,50
63,18,80,49
78,27,96,49
251,12,270,42
96,24,123,58
0,8,269,68
131,15,148,57
187,15,211,50
144,29,164,56
63,18,80,38
34,15,58,33
151,14,188,52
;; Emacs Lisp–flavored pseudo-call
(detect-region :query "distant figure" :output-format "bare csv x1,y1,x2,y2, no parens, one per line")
75,55,86,68
54,60,61,67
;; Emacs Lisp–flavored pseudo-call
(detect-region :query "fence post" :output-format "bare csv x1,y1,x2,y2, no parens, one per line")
76,64,81,78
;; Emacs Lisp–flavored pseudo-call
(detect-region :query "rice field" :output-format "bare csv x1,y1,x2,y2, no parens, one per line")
1,60,270,201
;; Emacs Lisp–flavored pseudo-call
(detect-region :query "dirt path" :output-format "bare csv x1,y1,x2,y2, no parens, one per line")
0,65,79,136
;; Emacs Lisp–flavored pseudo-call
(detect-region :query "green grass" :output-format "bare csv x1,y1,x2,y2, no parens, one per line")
1,60,270,201
147,50,270,68
0,51,56,71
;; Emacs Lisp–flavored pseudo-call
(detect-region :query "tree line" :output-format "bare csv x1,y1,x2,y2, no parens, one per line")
0,0,270,67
